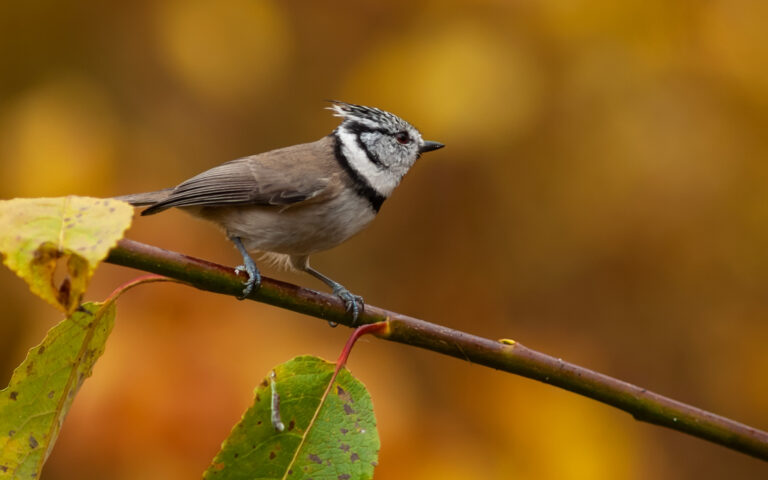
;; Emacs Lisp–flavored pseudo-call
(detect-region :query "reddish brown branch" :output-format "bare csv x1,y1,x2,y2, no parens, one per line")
106,238,768,461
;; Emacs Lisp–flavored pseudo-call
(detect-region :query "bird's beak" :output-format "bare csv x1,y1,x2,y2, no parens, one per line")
419,141,445,154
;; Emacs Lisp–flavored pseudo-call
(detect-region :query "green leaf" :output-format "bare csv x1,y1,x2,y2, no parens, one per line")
0,196,133,313
0,301,116,478
205,355,380,480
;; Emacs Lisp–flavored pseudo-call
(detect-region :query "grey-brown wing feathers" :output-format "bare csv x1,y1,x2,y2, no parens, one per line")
123,137,339,216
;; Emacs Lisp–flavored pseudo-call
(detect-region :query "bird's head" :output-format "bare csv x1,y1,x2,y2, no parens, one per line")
328,101,444,180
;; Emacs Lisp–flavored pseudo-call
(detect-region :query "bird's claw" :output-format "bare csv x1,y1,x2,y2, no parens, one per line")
230,236,261,300
235,264,261,300
332,285,364,323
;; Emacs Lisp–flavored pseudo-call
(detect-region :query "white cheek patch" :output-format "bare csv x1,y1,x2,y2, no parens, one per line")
337,127,400,197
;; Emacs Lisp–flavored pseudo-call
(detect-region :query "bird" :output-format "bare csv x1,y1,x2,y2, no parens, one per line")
117,101,444,322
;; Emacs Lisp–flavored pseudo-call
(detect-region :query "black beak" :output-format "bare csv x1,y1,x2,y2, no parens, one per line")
419,140,445,154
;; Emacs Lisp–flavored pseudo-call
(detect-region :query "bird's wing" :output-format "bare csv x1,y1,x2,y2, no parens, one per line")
141,136,340,215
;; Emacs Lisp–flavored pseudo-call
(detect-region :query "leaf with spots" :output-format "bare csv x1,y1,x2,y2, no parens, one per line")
0,196,133,314
0,301,116,479
204,355,379,480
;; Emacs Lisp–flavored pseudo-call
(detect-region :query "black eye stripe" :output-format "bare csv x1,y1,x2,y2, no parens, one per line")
345,121,392,136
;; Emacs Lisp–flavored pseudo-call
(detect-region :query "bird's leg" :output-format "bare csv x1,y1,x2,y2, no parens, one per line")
305,267,364,323
230,236,261,299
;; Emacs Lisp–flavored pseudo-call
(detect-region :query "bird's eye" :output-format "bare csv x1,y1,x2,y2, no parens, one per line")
395,131,410,144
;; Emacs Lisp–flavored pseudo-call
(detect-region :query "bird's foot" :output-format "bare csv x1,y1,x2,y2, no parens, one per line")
303,265,363,325
234,262,261,299
231,236,261,300
332,285,364,324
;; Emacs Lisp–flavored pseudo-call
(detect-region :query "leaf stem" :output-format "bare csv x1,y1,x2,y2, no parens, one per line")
334,321,389,370
103,274,179,305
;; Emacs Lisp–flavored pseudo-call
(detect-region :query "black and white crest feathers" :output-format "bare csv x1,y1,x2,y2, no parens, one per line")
327,100,413,134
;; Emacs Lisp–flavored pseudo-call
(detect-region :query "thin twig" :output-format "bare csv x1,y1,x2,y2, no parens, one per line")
105,238,768,461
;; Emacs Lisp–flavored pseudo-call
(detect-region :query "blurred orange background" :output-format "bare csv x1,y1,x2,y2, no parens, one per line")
1,1,768,478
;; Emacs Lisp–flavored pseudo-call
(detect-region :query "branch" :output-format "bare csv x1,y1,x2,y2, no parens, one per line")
106,238,768,461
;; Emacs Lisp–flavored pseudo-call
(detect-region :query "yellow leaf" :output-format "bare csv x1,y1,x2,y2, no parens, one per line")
0,196,133,313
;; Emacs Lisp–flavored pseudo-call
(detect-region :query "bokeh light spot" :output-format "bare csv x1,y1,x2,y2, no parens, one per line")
155,0,291,106
344,21,542,145
0,77,118,197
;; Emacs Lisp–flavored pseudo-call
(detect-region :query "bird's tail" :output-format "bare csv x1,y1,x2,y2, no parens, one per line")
114,189,173,209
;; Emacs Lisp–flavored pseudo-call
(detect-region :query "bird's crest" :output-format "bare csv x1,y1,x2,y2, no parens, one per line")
326,100,409,132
